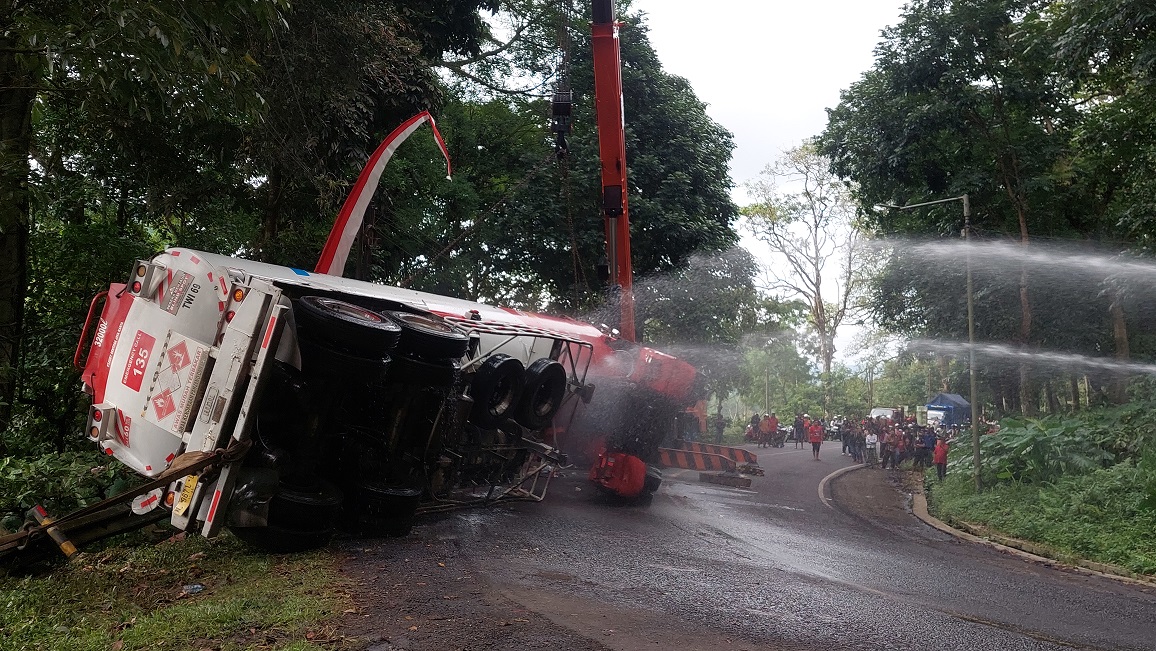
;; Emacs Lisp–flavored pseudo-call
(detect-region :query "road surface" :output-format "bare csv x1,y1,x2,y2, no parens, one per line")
338,443,1156,650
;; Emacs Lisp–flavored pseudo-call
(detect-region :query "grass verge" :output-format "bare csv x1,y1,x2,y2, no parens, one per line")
925,462,1156,576
0,532,351,651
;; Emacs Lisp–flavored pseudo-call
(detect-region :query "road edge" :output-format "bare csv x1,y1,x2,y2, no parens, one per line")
825,465,1156,588
818,462,863,509
909,490,1156,588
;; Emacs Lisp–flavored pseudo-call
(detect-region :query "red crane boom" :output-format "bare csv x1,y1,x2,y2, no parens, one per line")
590,0,635,341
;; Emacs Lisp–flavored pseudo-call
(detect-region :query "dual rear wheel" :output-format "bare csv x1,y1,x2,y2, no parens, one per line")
470,355,567,430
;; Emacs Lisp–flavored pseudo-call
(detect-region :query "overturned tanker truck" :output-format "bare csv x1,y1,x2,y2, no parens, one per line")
61,245,693,553
0,0,699,561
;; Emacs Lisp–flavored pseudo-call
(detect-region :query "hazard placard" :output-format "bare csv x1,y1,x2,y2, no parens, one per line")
143,333,210,434
152,389,177,420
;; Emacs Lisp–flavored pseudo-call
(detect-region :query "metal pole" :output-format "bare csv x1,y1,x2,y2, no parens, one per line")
963,194,981,492
883,194,982,489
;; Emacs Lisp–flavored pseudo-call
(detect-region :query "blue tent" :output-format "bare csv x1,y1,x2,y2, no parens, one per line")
927,393,970,426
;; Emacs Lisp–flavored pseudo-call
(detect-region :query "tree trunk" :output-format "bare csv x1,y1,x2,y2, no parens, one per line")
1069,375,1080,413
0,43,36,434
1002,370,1020,415
1018,262,1036,416
1044,381,1060,414
259,166,284,262
936,355,950,392
820,331,834,419
1109,296,1130,404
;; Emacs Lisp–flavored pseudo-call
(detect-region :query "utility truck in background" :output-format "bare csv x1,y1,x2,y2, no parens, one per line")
0,0,700,562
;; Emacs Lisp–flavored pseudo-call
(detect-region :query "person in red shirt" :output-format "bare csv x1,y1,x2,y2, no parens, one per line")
933,436,950,480
807,420,824,460
893,429,908,466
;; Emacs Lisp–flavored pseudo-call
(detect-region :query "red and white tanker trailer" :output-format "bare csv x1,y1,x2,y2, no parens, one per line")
65,243,693,551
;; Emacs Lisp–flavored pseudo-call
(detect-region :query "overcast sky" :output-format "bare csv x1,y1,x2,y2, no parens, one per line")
629,0,908,203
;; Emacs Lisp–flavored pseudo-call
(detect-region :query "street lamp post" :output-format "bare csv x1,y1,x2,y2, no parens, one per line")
961,196,982,492
883,194,982,491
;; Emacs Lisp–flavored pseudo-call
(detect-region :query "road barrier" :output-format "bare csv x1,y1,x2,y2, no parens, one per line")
657,447,737,472
678,441,758,466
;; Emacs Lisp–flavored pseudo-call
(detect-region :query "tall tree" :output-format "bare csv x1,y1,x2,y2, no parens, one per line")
818,0,1116,414
1053,0,1156,246
744,142,867,417
239,0,503,268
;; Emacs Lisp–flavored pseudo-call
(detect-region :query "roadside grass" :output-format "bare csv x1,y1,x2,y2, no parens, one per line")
0,533,350,651
926,462,1156,576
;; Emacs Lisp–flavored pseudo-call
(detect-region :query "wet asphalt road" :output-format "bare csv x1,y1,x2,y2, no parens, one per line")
414,443,1156,650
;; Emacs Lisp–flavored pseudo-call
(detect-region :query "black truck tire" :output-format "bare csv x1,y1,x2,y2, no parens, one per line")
230,480,343,553
230,524,336,553
470,354,525,428
515,358,567,429
643,465,662,493
356,485,422,537
383,311,470,359
266,481,344,532
295,296,401,355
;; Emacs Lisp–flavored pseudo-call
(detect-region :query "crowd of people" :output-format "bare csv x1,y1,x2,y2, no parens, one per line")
743,411,955,478
747,412,783,448
840,417,953,479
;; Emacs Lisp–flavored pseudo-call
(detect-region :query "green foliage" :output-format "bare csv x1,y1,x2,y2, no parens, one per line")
948,402,1156,486
354,4,742,322
9,0,289,119
1052,0,1156,245
637,247,766,345
872,356,953,410
8,214,159,456
739,325,822,417
816,0,1156,417
930,401,1156,574
0,534,345,650
959,419,1114,485
0,451,137,532
928,462,1156,575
